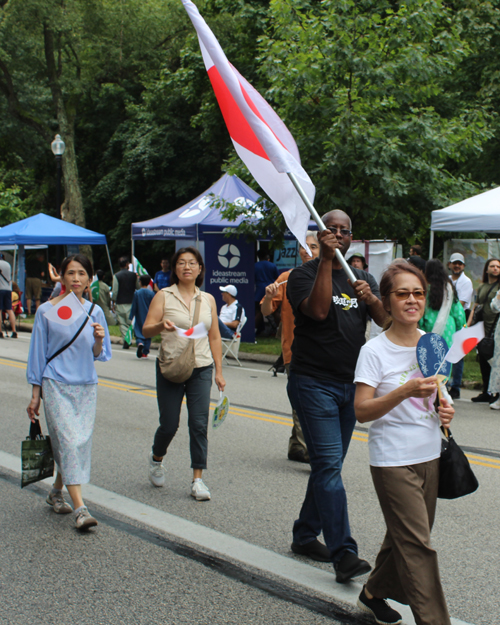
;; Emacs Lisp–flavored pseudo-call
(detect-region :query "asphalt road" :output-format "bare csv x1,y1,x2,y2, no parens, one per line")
1,333,499,625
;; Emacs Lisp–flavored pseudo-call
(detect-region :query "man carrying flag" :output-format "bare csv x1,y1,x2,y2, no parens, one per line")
181,0,383,578
286,211,386,581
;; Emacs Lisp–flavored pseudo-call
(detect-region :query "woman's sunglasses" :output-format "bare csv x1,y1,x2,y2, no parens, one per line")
390,289,426,300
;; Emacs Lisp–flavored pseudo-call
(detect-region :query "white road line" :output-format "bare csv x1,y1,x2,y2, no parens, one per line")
0,450,474,625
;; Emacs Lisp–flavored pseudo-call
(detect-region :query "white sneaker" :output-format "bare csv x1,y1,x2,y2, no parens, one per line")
149,452,165,487
191,479,211,501
490,399,500,410
75,506,98,530
46,489,73,514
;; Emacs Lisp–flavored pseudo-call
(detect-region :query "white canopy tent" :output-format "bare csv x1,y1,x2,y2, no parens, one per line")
430,186,500,258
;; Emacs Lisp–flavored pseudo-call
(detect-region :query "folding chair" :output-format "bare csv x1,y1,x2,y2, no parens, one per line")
222,318,246,366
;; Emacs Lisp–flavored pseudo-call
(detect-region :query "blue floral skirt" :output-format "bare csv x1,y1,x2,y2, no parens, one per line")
42,378,97,485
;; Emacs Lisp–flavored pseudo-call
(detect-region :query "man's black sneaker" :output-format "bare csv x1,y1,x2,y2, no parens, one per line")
357,586,402,625
122,342,130,350
489,393,499,404
449,387,460,400
136,343,144,359
471,392,491,403
291,539,330,562
334,551,371,583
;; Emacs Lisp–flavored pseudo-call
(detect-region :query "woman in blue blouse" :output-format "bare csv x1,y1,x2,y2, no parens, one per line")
26,254,112,531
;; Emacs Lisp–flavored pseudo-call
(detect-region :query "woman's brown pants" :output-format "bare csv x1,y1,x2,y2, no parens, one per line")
366,459,451,625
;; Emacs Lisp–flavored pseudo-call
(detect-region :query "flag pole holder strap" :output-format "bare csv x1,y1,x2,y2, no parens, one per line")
287,173,357,284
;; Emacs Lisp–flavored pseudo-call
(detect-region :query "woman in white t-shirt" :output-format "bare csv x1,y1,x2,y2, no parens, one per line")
353,260,454,625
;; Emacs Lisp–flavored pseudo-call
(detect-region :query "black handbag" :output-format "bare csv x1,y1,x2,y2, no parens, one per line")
21,419,54,488
477,336,495,360
476,312,499,361
471,305,484,326
438,427,478,499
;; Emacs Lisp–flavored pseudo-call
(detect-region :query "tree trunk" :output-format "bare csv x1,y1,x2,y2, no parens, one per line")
43,23,86,229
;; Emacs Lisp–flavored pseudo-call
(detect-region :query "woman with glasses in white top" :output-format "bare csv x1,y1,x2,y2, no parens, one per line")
353,260,454,625
143,247,225,501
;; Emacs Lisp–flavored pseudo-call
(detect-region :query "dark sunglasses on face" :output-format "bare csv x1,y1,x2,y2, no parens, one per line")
326,226,352,237
390,289,426,300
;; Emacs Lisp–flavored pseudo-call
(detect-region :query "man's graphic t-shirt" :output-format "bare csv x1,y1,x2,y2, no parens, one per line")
354,330,441,467
287,258,380,383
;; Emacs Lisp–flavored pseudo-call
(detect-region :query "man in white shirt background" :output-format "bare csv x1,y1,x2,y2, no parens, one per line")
218,285,246,339
448,252,473,399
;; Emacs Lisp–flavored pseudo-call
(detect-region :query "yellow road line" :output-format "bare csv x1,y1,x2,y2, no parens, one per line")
465,453,500,466
2,357,500,470
0,358,26,370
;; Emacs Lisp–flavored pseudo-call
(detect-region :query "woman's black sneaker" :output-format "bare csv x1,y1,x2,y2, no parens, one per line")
357,586,402,625
471,392,492,403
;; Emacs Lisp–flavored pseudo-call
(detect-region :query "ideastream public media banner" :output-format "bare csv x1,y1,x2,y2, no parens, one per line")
204,233,255,343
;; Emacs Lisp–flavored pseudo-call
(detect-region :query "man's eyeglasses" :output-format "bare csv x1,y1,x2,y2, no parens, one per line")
390,289,426,300
326,226,352,237
177,261,199,268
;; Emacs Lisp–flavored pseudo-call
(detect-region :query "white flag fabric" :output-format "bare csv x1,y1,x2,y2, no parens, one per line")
174,322,208,340
181,0,315,252
445,323,485,364
43,292,85,327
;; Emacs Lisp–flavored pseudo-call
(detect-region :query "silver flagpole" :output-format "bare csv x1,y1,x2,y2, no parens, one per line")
287,172,357,283
105,244,114,276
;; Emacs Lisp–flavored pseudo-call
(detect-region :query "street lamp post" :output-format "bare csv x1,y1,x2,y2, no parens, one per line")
50,134,66,215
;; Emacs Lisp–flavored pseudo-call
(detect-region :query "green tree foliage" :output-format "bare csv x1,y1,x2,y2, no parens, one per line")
2,0,500,267
83,0,268,265
257,0,492,245
0,182,26,226
0,0,190,232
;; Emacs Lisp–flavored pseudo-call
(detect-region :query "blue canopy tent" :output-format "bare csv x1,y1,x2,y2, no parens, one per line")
0,213,111,306
132,174,271,344
131,174,263,244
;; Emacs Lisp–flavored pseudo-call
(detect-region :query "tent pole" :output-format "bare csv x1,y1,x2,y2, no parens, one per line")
429,230,435,260
131,225,135,265
106,245,114,276
13,247,17,283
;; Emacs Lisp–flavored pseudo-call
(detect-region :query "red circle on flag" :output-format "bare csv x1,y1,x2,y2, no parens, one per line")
462,337,478,353
185,327,194,336
57,306,72,320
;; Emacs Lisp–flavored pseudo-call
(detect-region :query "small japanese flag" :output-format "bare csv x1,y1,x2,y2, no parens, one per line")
445,323,485,364
44,292,85,327
174,322,208,339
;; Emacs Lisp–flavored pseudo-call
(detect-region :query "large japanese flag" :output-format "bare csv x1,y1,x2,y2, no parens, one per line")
44,291,85,327
181,0,315,251
445,323,485,364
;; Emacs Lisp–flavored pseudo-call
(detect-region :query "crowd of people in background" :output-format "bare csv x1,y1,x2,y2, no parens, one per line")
3,228,495,625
